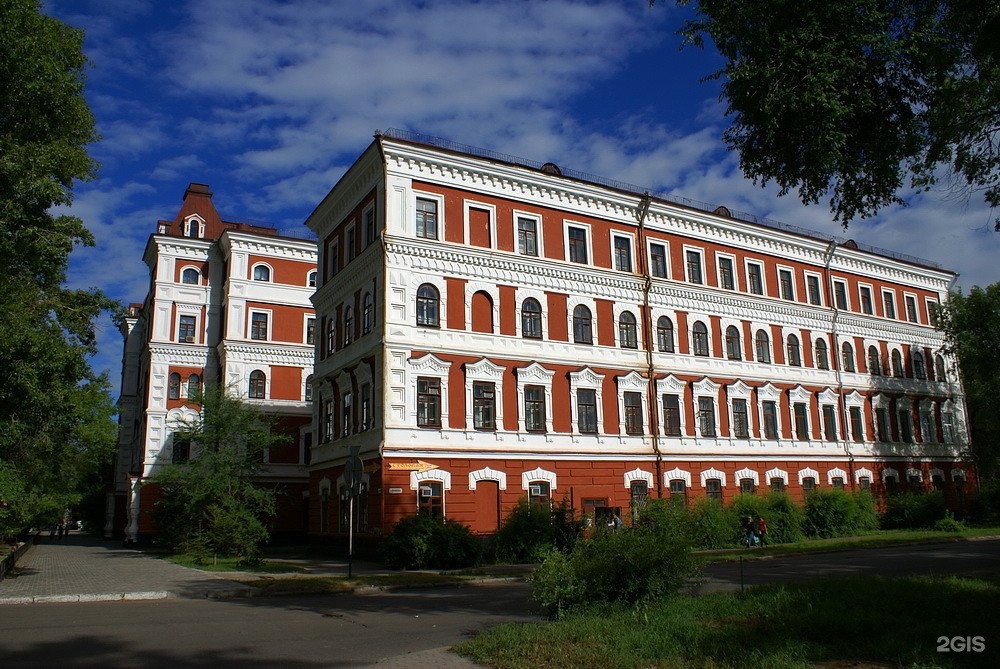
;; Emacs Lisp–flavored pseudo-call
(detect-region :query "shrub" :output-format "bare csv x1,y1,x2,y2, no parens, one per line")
689,497,739,548
493,497,582,563
804,489,864,538
934,513,965,533
850,490,880,533
966,478,1000,525
529,548,582,618
762,491,806,544
380,513,481,569
881,491,948,529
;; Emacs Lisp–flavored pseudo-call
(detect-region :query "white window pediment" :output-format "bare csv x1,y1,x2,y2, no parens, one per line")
409,353,451,377
410,468,451,491
827,468,848,484
871,393,890,408
757,382,782,401
844,390,866,407
617,370,646,392
764,468,788,484
466,358,505,381
951,468,966,481
664,467,691,487
881,467,899,481
570,366,604,388
727,380,753,399
818,388,839,404
166,406,201,430
518,362,554,384
929,468,944,479
693,377,720,395
854,467,873,482
521,467,556,491
789,385,812,403
797,467,819,483
906,467,922,481
318,477,332,495
469,467,507,491
657,374,687,394
897,397,913,410
700,467,726,487
734,468,759,485
624,468,654,489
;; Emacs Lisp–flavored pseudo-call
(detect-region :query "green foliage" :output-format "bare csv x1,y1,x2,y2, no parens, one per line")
676,1,1000,230
933,513,966,533
967,478,1000,524
150,387,284,561
804,489,879,538
0,461,31,540
689,497,738,548
0,0,118,538
936,284,1000,478
492,497,582,562
761,491,807,544
881,491,948,529
380,512,481,569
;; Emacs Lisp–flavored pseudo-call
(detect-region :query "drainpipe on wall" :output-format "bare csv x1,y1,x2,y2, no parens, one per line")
634,193,662,497
375,133,391,533
822,240,855,488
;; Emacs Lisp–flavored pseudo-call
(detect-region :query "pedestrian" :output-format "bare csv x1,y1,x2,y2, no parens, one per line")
612,512,623,531
756,515,768,548
742,516,756,547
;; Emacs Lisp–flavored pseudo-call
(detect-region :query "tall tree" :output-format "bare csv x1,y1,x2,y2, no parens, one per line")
935,284,1000,479
673,1,1000,229
0,0,118,537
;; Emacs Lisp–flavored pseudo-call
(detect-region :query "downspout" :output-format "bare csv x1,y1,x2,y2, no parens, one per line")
822,240,855,488
375,133,390,533
634,193,662,497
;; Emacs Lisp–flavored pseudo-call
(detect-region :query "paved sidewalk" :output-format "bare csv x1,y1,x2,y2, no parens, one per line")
0,533,255,605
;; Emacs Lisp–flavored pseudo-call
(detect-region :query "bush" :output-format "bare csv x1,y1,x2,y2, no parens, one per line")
881,491,948,529
966,478,1000,525
380,513,481,569
804,489,870,538
934,513,966,533
762,492,807,544
689,498,738,548
492,497,582,563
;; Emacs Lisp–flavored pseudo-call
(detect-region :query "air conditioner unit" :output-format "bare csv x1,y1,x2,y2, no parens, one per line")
182,336,195,343
529,484,543,496
419,486,434,498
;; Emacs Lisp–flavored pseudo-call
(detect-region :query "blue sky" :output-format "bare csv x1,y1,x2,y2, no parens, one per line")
46,0,1000,387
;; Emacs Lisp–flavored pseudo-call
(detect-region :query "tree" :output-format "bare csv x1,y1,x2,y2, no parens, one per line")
0,0,119,538
673,1,1000,229
935,283,1000,478
150,386,288,564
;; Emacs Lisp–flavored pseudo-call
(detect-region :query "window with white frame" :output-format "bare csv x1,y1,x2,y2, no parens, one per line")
343,306,354,345
416,283,440,327
913,349,926,379
521,298,543,339
822,404,838,441
806,273,822,305
181,267,200,285
875,405,892,442
415,196,439,239
868,345,882,375
570,367,604,435
919,402,936,443
168,373,181,400
904,294,919,323
341,391,352,437
618,311,638,349
762,400,779,439
252,263,271,282
842,341,855,372
882,289,897,319
732,398,750,438
891,349,904,377
518,363,554,433
249,312,269,341
308,270,317,288
623,391,643,435
516,215,539,256
718,255,736,290
793,402,809,440
524,386,546,432
327,240,339,278
178,315,197,343
692,321,710,356
417,377,442,428
849,405,864,442
656,316,674,353
833,279,849,310
755,329,771,363
566,224,589,264
697,397,717,437
572,304,593,344
305,317,315,345
249,370,266,399
662,394,682,436
612,233,633,272
778,267,795,301
746,261,764,295
685,248,704,284
649,242,668,278
859,285,874,314
473,381,496,430
815,338,829,370
184,217,202,238
362,292,374,334
786,333,802,366
363,205,376,247
345,223,356,262
897,401,914,442
725,325,742,360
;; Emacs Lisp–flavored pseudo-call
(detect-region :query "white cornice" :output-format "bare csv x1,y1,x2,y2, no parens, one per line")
306,142,383,236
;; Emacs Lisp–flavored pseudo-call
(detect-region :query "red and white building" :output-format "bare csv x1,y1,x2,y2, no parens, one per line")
113,183,316,540
307,130,973,538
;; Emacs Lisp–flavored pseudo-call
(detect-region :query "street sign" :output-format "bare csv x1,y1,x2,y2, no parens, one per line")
387,460,438,472
343,455,363,494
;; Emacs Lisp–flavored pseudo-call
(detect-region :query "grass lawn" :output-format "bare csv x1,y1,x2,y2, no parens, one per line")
163,553,306,573
244,572,484,595
456,574,999,668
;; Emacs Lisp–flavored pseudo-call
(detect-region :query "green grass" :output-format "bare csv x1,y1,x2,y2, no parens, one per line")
700,526,1000,563
456,574,999,668
243,572,478,595
163,553,306,573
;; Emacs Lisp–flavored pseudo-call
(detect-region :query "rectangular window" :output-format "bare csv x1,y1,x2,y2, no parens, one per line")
927,300,940,324
250,312,268,340
834,280,848,310
706,478,723,502
624,391,643,435
942,411,954,442
882,290,896,319
806,274,821,305
732,399,749,438
178,315,196,342
473,381,496,430
876,407,891,442
662,394,681,436
802,477,816,496
416,197,438,239
686,250,703,284
698,397,716,436
859,286,874,315
577,389,598,434
779,269,795,300
898,408,913,442
525,385,546,431
346,225,356,262
360,383,371,431
920,409,935,443
905,295,918,323
327,240,339,278
718,256,735,290
568,226,588,263
770,477,785,492
650,243,668,278
822,405,837,441
762,401,779,439
517,217,538,256
364,207,376,246
613,235,633,272
306,317,315,345
416,377,441,428
341,392,352,437
747,262,764,295
669,479,687,504
740,478,755,494
323,399,334,442
849,406,864,442
794,403,809,441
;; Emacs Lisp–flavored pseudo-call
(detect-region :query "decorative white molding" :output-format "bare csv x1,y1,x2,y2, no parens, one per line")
521,467,557,490
469,467,507,491
623,468,654,489
700,467,726,487
663,467,691,487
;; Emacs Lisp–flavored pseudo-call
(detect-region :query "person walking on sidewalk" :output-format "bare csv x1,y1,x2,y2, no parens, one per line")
756,515,768,548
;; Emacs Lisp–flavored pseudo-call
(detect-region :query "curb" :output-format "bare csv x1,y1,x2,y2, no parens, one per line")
0,587,257,606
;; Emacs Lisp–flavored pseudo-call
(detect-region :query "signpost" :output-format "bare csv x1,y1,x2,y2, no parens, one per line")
343,445,363,579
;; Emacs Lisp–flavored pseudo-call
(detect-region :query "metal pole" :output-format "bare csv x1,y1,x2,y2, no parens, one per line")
348,495,354,579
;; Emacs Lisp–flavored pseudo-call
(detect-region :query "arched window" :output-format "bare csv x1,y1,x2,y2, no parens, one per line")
619,311,638,349
891,349,904,377
692,321,709,356
913,350,926,380
343,307,354,345
187,374,200,400
755,329,771,363
181,268,199,285
521,298,542,339
362,293,374,334
185,219,200,238
573,304,592,344
935,354,946,381
416,284,440,327
842,342,855,372
815,339,829,370
786,334,801,366
308,271,317,288
868,346,882,375
656,316,674,353
168,373,180,400
725,325,741,360
252,264,271,282
249,370,266,399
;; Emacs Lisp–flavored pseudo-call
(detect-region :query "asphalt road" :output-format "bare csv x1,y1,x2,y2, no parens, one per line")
0,581,536,668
